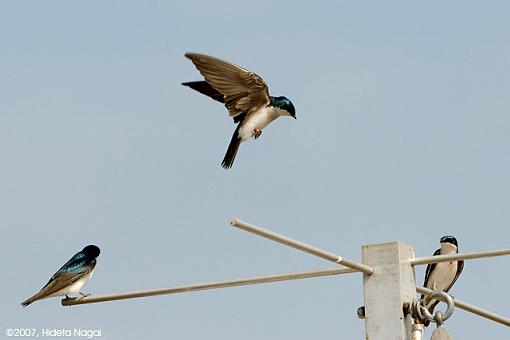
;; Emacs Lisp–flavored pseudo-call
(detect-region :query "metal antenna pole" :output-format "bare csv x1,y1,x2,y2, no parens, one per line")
362,242,416,340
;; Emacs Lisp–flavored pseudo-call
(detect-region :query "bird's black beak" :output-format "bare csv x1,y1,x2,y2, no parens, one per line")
292,114,297,120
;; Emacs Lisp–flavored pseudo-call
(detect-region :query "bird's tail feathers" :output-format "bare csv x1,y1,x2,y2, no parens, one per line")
20,288,50,307
21,295,38,307
222,129,242,169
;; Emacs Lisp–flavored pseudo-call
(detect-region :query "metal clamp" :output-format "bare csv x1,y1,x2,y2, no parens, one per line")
418,291,455,324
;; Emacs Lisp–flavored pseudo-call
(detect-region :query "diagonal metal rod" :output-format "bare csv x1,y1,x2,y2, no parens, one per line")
62,267,356,306
411,248,510,266
229,218,374,275
417,286,510,327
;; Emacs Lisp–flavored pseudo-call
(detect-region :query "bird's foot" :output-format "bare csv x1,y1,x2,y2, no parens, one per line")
252,129,262,139
65,295,70,299
79,292,91,298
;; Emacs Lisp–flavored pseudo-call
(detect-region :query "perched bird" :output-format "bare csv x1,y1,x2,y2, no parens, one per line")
183,53,296,169
21,245,100,307
421,236,464,326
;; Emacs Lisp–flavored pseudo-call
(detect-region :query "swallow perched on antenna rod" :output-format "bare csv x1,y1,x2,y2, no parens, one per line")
421,236,464,326
21,245,100,307
183,53,296,169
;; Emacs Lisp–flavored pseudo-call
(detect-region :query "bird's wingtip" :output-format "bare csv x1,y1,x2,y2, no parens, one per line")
184,52,197,59
181,81,197,87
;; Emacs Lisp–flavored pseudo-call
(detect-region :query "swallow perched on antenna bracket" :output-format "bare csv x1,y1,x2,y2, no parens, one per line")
183,53,296,169
21,245,100,307
420,236,464,326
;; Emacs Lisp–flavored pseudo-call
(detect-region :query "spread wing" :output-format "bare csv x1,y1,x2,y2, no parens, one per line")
185,53,270,118
182,81,247,123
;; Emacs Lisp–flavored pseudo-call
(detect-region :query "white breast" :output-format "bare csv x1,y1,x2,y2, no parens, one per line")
238,107,281,142
49,270,94,297
423,244,458,305
426,261,458,292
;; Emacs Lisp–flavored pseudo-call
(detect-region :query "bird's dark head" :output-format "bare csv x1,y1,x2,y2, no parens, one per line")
83,245,101,258
271,96,296,119
440,235,458,247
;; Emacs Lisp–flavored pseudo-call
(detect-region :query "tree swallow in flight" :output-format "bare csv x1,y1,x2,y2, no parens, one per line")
21,245,100,307
183,53,296,169
421,236,464,326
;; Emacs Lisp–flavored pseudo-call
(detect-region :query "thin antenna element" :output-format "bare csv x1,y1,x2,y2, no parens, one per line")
229,218,374,275
62,267,356,306
411,248,510,266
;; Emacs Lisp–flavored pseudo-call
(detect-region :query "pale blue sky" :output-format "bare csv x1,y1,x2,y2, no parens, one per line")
1,1,509,339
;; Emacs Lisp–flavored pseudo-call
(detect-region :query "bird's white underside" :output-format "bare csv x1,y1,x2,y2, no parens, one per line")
238,107,289,142
48,270,94,298
424,243,458,305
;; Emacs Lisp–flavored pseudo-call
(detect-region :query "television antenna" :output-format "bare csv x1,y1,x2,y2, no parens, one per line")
63,218,510,339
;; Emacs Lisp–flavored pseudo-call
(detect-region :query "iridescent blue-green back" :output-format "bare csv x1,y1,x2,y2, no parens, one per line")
50,245,100,280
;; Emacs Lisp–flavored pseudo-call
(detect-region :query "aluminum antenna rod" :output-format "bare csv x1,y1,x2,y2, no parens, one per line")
62,267,356,306
411,248,510,266
229,218,374,275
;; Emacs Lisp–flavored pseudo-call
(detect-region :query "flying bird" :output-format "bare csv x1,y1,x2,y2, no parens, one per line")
183,53,296,169
21,245,100,307
421,236,464,326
